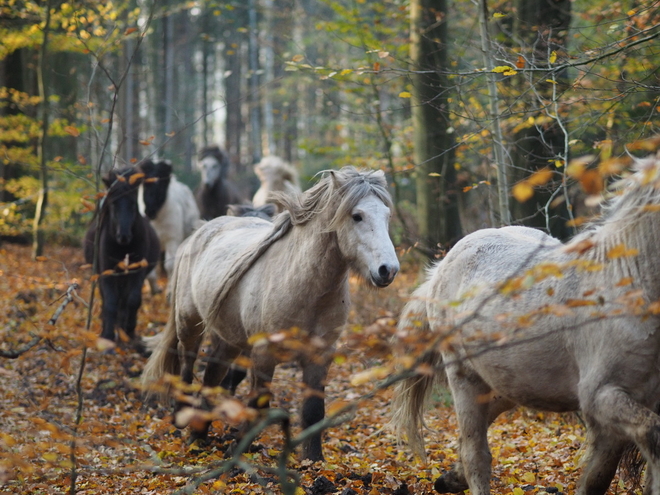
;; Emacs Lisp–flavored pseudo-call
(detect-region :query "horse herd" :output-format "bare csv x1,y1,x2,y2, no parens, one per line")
83,149,660,494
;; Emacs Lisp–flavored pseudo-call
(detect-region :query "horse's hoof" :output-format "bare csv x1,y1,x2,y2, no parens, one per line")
434,471,469,493
187,431,210,447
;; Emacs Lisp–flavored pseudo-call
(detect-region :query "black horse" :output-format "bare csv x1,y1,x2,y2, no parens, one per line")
195,145,246,220
84,167,160,351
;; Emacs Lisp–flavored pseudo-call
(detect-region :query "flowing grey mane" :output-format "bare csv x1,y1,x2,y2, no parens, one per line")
207,166,391,322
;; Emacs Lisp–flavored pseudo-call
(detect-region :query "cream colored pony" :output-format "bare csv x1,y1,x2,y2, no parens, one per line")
392,153,660,494
252,156,301,208
143,166,399,461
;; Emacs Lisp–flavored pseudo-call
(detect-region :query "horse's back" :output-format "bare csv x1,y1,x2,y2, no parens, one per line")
432,226,561,296
173,216,271,316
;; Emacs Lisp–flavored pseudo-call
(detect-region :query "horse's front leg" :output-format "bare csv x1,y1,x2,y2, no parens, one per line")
99,279,119,342
300,357,329,462
123,273,145,353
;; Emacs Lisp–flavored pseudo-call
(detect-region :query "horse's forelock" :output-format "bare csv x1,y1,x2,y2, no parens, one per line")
276,167,391,231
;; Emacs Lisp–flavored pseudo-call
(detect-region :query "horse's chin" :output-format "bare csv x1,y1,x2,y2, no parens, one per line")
369,276,392,289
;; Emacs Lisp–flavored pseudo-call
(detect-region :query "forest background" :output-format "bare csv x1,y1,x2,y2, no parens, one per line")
1,0,660,494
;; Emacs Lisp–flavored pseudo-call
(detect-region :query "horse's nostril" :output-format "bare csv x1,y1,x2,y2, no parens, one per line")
378,264,390,279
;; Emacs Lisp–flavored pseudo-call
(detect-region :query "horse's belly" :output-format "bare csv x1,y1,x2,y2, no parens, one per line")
466,345,581,412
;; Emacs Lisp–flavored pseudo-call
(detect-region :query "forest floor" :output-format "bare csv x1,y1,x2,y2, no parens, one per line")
0,244,640,494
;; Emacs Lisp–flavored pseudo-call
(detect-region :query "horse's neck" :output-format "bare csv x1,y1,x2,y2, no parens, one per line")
285,224,348,289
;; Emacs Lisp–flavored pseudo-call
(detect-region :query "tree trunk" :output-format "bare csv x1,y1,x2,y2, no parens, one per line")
225,9,246,172
509,0,572,239
32,0,53,259
410,0,461,255
247,0,262,164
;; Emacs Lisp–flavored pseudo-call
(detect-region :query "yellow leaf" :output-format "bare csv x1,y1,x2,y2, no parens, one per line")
327,400,350,417
513,488,525,495
428,172,441,177
350,366,391,386
502,69,517,76
549,50,557,64
398,91,411,98
64,126,80,137
493,12,506,18
512,182,534,203
340,69,353,76
492,65,514,73
292,54,304,62
522,472,536,483
607,244,639,259
616,277,633,287
545,79,557,84
527,167,553,186
128,172,144,185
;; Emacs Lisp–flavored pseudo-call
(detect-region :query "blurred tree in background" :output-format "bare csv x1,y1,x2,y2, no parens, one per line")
0,0,659,255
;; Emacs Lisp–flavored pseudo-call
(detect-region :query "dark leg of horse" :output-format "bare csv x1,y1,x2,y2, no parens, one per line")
577,427,626,495
123,275,145,354
300,358,328,462
188,338,243,444
99,280,118,342
221,356,248,394
435,395,516,493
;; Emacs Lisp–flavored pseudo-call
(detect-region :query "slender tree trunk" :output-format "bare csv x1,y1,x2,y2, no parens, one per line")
225,8,246,172
248,0,262,164
32,0,53,258
478,0,510,226
163,5,175,146
410,0,461,255
509,0,572,239
263,0,276,156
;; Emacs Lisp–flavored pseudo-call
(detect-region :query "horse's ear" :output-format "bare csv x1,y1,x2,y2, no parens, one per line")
103,171,117,189
157,160,173,177
139,159,155,176
259,203,277,218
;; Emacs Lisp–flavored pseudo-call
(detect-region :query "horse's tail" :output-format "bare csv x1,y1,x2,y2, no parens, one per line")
141,293,180,401
390,278,445,461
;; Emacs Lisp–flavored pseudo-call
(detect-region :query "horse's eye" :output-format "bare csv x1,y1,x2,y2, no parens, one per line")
352,213,363,222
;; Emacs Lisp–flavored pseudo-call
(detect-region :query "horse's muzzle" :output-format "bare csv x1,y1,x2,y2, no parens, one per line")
117,233,132,245
371,263,399,287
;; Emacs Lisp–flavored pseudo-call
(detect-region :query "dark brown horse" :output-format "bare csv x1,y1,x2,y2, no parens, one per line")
195,145,246,220
84,167,160,351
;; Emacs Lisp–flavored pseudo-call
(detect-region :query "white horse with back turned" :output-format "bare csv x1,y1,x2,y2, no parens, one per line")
392,153,660,495
143,166,399,461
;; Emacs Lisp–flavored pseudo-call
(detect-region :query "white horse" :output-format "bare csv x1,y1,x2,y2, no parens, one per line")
391,153,660,495
143,166,400,461
252,156,301,208
138,159,201,278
